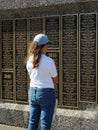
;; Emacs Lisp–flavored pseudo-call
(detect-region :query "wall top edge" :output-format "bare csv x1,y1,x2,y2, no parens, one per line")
0,0,98,10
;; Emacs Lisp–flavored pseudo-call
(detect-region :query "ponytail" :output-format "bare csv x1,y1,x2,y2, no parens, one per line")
25,41,45,69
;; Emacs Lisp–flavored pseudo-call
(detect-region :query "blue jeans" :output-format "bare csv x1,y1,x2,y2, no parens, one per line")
28,87,56,130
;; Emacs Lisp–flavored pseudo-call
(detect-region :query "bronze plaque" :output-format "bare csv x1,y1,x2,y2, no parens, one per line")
62,15,78,107
45,16,60,49
30,17,43,41
15,19,28,102
46,51,60,103
2,20,13,69
2,72,13,100
79,13,97,103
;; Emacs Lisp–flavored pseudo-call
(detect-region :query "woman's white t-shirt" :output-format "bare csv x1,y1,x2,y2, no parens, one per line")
26,54,57,88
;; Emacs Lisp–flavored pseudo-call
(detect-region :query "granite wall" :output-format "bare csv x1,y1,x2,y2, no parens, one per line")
0,1,98,130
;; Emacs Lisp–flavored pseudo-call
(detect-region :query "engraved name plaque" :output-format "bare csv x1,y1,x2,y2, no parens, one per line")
62,15,78,107
2,20,13,69
2,72,13,100
15,19,28,102
30,18,43,41
46,51,60,103
45,16,60,49
79,13,97,103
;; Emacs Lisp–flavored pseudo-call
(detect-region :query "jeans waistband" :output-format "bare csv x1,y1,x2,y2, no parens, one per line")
29,87,54,93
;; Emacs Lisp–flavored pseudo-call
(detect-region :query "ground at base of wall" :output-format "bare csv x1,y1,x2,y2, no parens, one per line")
0,124,27,130
0,103,98,130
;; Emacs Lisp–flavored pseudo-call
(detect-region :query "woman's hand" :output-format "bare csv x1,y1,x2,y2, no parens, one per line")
52,76,58,85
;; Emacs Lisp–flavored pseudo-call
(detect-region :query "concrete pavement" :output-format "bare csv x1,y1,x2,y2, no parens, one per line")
0,124,27,130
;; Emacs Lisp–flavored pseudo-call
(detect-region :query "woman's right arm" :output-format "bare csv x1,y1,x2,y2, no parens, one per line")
49,58,58,85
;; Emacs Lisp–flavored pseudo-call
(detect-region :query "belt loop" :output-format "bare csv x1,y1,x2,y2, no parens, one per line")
35,87,37,95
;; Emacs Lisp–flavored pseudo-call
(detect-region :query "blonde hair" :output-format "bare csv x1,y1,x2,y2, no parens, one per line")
25,41,45,68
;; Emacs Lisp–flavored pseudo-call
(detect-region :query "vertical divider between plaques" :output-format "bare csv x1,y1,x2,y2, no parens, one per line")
79,14,81,102
96,13,98,103
60,15,63,107
57,50,61,106
13,20,16,102
77,14,79,107
25,18,28,104
75,14,79,108
27,18,30,93
0,20,2,100
27,18,30,43
60,15,63,108
94,12,97,104
1,20,2,101
43,17,45,34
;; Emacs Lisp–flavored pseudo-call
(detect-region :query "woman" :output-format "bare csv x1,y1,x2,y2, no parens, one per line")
25,34,58,130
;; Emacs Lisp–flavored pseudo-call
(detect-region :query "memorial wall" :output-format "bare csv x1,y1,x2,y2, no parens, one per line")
0,10,98,108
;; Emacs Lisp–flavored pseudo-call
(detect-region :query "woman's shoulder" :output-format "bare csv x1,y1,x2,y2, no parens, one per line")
42,54,54,63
